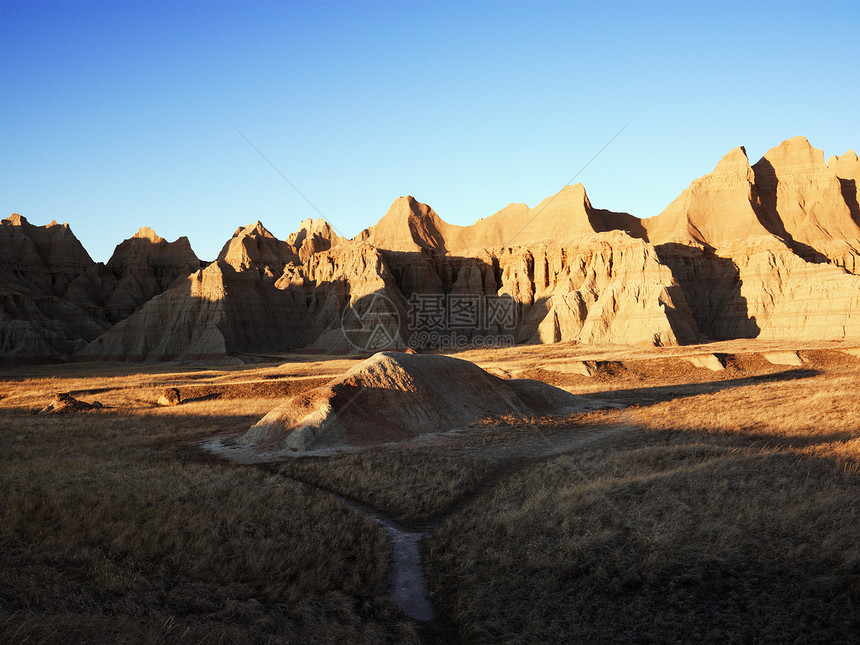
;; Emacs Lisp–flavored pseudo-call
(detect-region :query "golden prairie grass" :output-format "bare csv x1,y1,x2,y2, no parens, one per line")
622,370,860,468
2,346,859,643
0,370,418,644
425,356,860,643
277,451,497,525
427,439,860,642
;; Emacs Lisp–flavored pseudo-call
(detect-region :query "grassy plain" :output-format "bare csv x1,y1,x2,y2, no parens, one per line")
1,341,858,643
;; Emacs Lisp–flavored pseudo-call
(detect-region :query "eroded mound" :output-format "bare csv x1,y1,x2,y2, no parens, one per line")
241,352,593,452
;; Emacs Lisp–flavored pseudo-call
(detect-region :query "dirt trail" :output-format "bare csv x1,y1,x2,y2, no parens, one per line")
275,423,632,639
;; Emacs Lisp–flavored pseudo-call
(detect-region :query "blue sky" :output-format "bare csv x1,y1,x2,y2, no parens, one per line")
2,1,858,262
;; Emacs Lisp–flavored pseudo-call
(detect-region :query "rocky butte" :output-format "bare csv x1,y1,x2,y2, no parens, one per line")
2,136,860,363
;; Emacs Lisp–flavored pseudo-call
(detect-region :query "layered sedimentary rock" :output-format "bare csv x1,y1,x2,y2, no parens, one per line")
242,351,592,451
363,186,644,254
6,135,860,363
101,227,200,322
0,217,204,360
0,215,108,359
644,147,773,249
644,142,860,341
76,261,306,362
358,190,695,348
752,136,860,271
287,218,345,262
217,221,298,276
504,234,699,346
276,241,409,352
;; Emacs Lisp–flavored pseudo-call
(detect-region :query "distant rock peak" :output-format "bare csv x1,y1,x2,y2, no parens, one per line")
232,221,274,239
4,213,28,226
759,136,827,172
132,227,164,243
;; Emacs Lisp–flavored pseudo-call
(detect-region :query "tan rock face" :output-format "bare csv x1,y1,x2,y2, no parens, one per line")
280,242,409,353
76,260,307,362
753,136,860,271
492,234,698,346
364,186,643,255
287,218,345,262
279,226,696,350
351,191,697,348
642,139,860,342
217,221,299,276
76,262,230,362
1,214,94,283
8,135,860,362
103,227,200,322
363,196,449,252
644,147,772,249
0,218,207,360
1,215,108,359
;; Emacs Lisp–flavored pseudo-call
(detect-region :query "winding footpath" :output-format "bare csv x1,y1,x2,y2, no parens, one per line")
324,424,633,629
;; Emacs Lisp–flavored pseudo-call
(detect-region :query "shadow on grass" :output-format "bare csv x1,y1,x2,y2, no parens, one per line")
649,424,860,451
182,392,223,403
585,367,820,406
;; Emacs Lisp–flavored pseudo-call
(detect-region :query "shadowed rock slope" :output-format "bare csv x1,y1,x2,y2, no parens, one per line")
1,214,107,358
1,217,201,361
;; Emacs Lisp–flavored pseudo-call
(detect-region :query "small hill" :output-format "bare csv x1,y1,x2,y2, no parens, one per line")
241,351,594,451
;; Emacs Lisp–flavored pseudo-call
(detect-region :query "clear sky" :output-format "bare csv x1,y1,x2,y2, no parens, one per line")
2,1,858,262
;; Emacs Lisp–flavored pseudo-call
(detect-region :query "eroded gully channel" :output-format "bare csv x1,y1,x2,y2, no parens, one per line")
278,424,631,638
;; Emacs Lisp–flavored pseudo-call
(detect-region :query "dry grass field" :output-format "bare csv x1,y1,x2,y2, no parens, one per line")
0,360,417,643
1,342,858,643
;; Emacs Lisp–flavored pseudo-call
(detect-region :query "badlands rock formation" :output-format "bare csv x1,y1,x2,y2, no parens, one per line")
217,221,298,276
644,140,860,340
362,186,644,253
102,227,200,322
76,260,307,362
242,351,592,451
287,218,345,262
1,214,108,358
4,135,860,363
0,216,201,361
753,137,860,271
356,191,696,346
